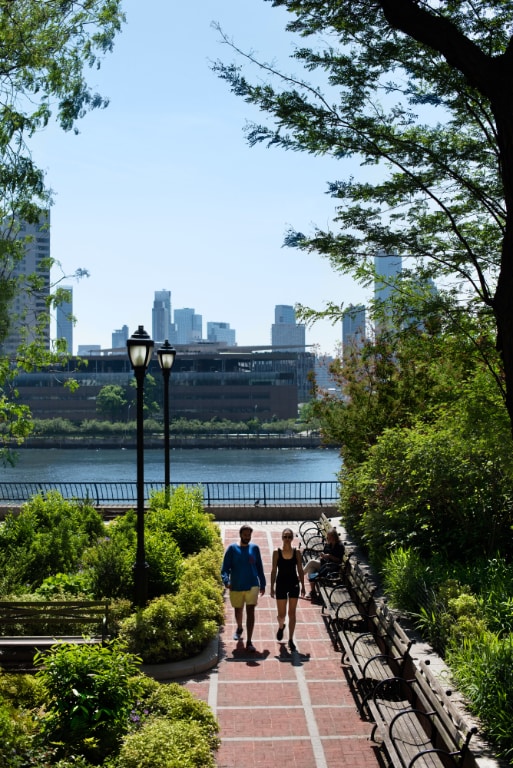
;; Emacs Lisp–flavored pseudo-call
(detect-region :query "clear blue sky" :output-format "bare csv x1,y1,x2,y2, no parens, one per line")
30,0,367,355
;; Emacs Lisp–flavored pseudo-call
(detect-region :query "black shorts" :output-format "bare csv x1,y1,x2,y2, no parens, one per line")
275,581,300,600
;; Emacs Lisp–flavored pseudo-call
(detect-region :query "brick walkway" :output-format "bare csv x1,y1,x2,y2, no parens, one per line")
181,523,384,768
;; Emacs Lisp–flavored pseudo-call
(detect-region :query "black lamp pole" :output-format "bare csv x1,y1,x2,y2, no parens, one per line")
127,325,154,608
157,340,176,502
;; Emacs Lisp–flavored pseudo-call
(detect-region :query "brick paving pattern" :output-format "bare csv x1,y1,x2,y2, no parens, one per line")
181,523,384,768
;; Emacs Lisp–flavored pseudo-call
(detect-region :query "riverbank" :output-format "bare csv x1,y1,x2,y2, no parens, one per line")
15,434,331,449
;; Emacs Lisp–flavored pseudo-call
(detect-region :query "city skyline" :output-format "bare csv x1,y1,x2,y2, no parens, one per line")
30,0,367,357
80,298,309,354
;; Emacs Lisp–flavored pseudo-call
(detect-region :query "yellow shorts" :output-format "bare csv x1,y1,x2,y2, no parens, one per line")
229,586,260,609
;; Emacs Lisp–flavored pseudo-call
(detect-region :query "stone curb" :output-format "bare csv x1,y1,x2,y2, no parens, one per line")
140,634,220,681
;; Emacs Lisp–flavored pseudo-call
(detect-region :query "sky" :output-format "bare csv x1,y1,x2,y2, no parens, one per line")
30,0,368,356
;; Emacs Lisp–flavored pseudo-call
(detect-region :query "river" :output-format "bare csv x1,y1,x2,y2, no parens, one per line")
1,448,341,484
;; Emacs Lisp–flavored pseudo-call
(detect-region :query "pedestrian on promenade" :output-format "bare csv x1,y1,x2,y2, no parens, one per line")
303,527,344,598
221,524,266,653
270,527,305,652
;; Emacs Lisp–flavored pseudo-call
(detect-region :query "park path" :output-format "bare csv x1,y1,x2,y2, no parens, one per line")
180,522,384,768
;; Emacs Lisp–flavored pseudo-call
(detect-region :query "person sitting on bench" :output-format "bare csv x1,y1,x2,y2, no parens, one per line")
304,527,344,597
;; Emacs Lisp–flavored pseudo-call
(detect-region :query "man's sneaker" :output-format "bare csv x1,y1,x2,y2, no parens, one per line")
288,639,297,652
276,625,285,641
246,641,256,653
233,627,243,641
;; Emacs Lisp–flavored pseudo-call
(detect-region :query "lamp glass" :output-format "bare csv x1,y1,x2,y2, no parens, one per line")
127,325,154,370
157,341,176,370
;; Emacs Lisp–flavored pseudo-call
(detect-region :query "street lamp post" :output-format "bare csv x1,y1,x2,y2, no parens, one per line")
157,340,176,502
127,325,154,608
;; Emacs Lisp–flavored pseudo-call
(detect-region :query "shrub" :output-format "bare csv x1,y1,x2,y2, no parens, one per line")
145,530,183,600
82,513,137,600
0,492,106,592
381,547,431,614
340,421,513,566
141,683,219,750
35,639,141,763
118,717,216,768
119,546,223,663
35,571,94,598
147,486,216,555
448,632,513,761
0,673,50,767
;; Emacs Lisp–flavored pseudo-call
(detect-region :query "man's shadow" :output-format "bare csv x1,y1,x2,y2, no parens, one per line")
225,640,271,666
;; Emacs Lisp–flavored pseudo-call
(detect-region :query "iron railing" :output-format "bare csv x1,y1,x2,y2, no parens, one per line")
0,481,339,508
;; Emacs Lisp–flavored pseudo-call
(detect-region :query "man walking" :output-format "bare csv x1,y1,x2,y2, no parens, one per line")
221,524,266,652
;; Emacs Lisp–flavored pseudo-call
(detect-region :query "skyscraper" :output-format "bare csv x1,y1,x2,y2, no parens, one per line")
374,250,402,331
1,212,51,357
152,290,173,342
112,325,129,349
174,308,202,345
56,286,73,354
207,321,236,345
271,304,306,350
342,304,366,357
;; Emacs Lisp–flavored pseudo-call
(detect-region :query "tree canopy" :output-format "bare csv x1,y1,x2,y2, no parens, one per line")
0,0,125,463
213,0,513,434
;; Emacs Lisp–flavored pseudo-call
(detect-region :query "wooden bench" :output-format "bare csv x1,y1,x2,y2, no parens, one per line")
299,512,334,548
338,599,413,713
369,660,477,768
0,600,110,670
315,554,375,625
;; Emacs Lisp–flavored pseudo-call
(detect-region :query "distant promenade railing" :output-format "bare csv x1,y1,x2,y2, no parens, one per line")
0,481,339,509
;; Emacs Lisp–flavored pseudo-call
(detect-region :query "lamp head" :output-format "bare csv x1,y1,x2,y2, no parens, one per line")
127,325,154,370
157,339,177,371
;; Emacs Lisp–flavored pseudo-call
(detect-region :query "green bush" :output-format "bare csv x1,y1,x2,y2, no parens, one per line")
35,640,141,763
381,547,431,614
1,655,220,767
145,530,182,599
119,546,223,663
449,632,513,761
0,492,106,592
35,571,94,598
0,673,47,767
118,718,216,768
83,534,136,600
140,683,219,750
147,487,216,556
340,421,513,565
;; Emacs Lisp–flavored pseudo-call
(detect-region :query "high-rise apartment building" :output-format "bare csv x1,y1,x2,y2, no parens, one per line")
1,212,51,357
374,250,402,332
207,321,236,346
174,308,202,345
342,304,366,356
271,304,306,351
152,289,174,343
112,325,129,349
56,286,73,354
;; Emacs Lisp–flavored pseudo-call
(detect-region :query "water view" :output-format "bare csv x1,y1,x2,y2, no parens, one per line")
1,448,341,485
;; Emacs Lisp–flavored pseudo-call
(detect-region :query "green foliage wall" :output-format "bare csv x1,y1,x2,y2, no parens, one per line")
340,418,513,565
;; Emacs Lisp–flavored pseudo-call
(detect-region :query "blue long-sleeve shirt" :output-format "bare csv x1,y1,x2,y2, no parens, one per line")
221,542,266,591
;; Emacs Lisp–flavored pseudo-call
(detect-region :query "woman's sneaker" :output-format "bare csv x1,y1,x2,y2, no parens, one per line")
276,625,285,641
233,627,243,641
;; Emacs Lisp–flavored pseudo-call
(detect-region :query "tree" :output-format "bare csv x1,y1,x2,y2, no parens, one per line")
0,1,125,461
213,1,513,435
96,384,128,422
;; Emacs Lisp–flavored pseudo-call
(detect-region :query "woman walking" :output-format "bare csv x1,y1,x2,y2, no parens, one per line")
270,528,305,651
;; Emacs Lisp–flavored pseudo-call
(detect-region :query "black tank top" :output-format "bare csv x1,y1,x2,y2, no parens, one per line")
277,548,299,585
